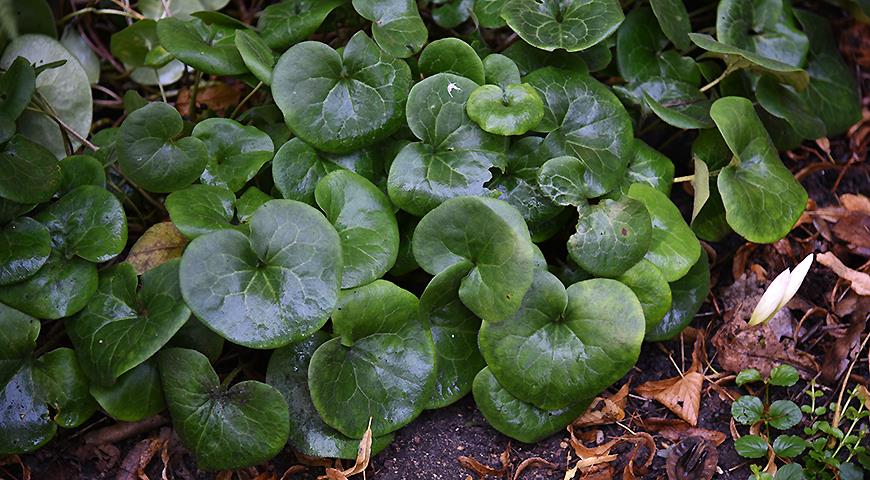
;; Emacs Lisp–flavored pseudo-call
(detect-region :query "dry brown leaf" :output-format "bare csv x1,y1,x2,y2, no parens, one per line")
821,316,868,385
841,194,870,214
458,456,507,478
635,335,705,426
126,222,188,275
817,252,870,295
279,466,306,480
639,418,726,447
0,455,31,480
294,452,334,468
621,433,656,478
565,461,614,480
832,213,870,248
665,437,718,480
857,385,870,410
567,425,622,459
176,83,242,115
573,383,629,427
322,418,372,480
512,457,557,480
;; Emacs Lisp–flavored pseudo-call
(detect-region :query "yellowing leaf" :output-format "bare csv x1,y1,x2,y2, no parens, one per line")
125,222,188,275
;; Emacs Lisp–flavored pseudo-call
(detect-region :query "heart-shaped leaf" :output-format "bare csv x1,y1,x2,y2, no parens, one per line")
234,30,275,85
67,261,190,386
272,138,339,205
0,252,97,319
537,156,588,207
432,0,474,29
567,196,652,278
257,0,344,49
267,332,395,459
502,40,594,77
118,102,209,193
387,73,507,216
110,19,160,69
755,76,825,140
466,84,545,136
0,218,50,286
500,0,624,52
36,185,127,263
716,0,808,68
616,259,672,329
472,367,590,443
640,79,713,129
626,183,701,282
159,347,289,470
650,0,691,51
180,200,341,349
139,0,230,19
315,170,398,289
479,273,645,410
418,38,485,84
688,33,808,90
645,249,710,341
166,317,225,363
125,222,188,275
0,57,35,143
420,262,485,409
610,139,675,198
0,302,39,387
59,155,105,194
475,0,506,28
352,0,427,58
482,54,521,88
89,360,165,422
156,17,247,75
710,97,808,243
272,32,412,153
413,197,535,322
308,280,437,437
192,118,274,192
0,134,61,204
616,8,698,84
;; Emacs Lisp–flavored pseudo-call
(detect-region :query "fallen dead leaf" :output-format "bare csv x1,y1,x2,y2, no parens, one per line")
832,213,870,249
279,466,306,480
821,316,868,384
639,418,726,447
841,194,870,214
125,222,188,275
458,456,507,478
817,252,870,295
116,427,170,480
176,83,242,115
0,455,30,480
635,334,705,426
294,452,334,468
573,383,629,428
665,437,718,480
322,418,372,480
565,462,613,480
621,433,656,479
512,457,557,480
857,385,870,410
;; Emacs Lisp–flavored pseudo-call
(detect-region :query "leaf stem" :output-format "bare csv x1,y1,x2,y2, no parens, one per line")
57,8,142,24
189,70,204,121
673,169,722,183
699,65,736,93
231,81,263,119
220,365,243,389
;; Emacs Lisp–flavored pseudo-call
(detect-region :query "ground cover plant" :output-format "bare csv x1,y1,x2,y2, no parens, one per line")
0,0,867,478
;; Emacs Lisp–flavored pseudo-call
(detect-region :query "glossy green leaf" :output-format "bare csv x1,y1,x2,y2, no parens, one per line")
315,170,398,289
387,74,506,216
308,281,436,437
272,32,412,153
432,0,473,28
716,0,808,68
641,78,713,129
420,263,485,409
474,0,506,28
89,360,165,422
466,84,544,136
610,140,675,198
616,8,698,84
0,0,56,43
710,97,808,243
500,0,624,52
769,364,799,387
645,249,709,341
166,185,236,239
159,348,289,470
389,213,419,276
352,0,427,58
0,303,39,387
627,183,701,282
418,38,485,84
192,118,274,192
688,33,808,90
36,186,127,263
0,57,35,143
756,75,825,140
67,261,190,386
0,134,60,204
735,434,769,458
266,332,394,459
772,435,807,458
234,30,275,86
110,20,160,69
118,102,209,193
502,41,591,77
732,395,764,425
0,252,97,320
61,27,100,85
236,187,272,223
59,155,105,194
482,54,521,88
736,368,763,386
272,138,338,205
156,17,246,75
567,197,651,278
472,367,590,443
412,196,534,322
480,273,644,410
166,317,225,363
616,260,672,329
257,0,344,50
0,218,50,286
180,200,341,349
650,0,691,51
140,0,230,19
768,400,802,430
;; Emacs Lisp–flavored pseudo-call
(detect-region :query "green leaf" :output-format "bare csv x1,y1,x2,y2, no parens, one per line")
412,196,534,322
156,17,246,75
236,187,272,223
117,102,209,193
89,360,165,422
67,261,190,386
525,67,634,197
502,41,591,77
59,155,106,194
769,364,799,387
233,30,275,86
482,54,521,88
139,0,230,19
480,273,645,410
315,170,398,288
166,317,225,363
0,57,35,142
352,0,427,58
36,185,127,263
772,435,807,458
0,252,97,320
0,0,56,42
418,38,485,84
768,400,802,430
159,348,289,471
688,33,808,90
257,0,344,50
472,367,590,443
308,281,436,437
420,262,485,409
616,260,672,329
0,302,39,387
735,434,770,459
266,332,394,459
710,97,808,243
180,200,341,349
716,0,808,68
500,0,623,52
0,35,93,158
165,184,236,239
645,249,710,341
61,27,100,85
839,463,863,480
192,118,274,192
432,0,474,28
272,32,412,153
387,73,506,216
732,395,764,425
110,20,162,70
0,218,50,286
616,8,698,84
567,197,652,277
0,134,61,204
775,464,806,480
756,76,825,140
639,78,713,129
474,0,506,28
272,138,339,205
626,183,701,282
466,84,544,136
650,0,691,51
610,140,675,198
736,368,763,386
390,214,420,276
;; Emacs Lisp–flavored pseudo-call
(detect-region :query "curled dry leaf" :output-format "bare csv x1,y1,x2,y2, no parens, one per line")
621,433,656,479
840,194,870,215
665,436,718,480
458,442,511,479
639,418,726,447
512,457,557,480
832,213,870,249
322,418,373,480
821,316,868,384
125,222,188,275
176,83,243,115
635,334,705,426
817,252,870,296
573,383,629,428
